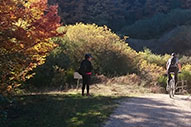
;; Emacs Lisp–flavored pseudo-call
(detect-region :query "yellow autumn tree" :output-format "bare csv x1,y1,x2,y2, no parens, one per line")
0,0,62,95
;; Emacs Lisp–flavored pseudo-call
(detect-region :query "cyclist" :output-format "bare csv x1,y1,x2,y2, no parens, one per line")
166,53,181,90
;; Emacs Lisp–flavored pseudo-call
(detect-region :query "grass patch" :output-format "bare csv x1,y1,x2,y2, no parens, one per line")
6,93,121,127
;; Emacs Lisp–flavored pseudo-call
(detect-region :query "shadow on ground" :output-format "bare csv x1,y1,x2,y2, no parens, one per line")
5,94,121,127
105,96,191,127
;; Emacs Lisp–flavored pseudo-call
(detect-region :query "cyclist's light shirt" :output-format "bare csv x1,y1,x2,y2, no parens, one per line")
167,57,179,70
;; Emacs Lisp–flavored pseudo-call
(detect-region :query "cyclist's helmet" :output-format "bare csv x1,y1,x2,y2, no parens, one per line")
85,53,92,59
171,52,176,57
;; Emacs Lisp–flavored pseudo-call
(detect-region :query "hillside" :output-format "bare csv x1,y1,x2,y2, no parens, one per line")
128,25,191,54
48,0,191,54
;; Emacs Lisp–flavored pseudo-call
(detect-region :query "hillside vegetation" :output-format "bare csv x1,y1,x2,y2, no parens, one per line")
128,25,191,54
29,23,191,94
48,0,191,54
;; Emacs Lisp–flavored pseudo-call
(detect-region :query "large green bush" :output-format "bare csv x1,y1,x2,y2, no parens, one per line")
28,38,76,88
59,23,138,76
29,23,139,87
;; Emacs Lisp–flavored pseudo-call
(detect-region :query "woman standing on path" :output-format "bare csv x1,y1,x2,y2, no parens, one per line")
79,54,93,96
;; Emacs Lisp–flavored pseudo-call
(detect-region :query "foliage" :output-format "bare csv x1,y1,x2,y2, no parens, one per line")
31,23,178,89
47,0,191,55
48,0,129,31
137,59,165,85
160,25,191,54
28,38,76,88
48,0,189,32
28,63,75,89
157,75,167,89
156,63,191,91
29,23,139,87
138,50,191,92
0,0,62,95
182,64,191,71
121,9,191,39
178,64,191,89
179,70,191,81
179,55,191,65
138,48,170,67
178,70,191,90
30,23,138,87
63,23,138,76
48,0,191,37
157,75,167,85
137,48,167,85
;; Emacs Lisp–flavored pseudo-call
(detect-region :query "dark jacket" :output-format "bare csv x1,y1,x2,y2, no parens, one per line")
79,59,93,75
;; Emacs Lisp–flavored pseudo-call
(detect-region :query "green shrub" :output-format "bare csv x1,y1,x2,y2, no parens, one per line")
139,48,170,67
57,23,138,76
179,71,191,82
29,23,139,88
179,56,191,65
157,75,167,87
177,64,191,93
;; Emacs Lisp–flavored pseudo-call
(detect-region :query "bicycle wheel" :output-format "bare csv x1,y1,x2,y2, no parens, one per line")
169,79,175,98
172,79,176,97
169,79,173,98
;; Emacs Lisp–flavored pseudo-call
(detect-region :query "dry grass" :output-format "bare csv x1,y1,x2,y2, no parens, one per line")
91,83,150,96
66,75,151,97
27,74,153,97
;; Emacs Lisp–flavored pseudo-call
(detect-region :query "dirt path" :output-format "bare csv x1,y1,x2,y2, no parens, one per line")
104,94,191,127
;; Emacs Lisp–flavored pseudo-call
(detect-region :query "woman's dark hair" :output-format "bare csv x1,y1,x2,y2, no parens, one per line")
85,54,92,59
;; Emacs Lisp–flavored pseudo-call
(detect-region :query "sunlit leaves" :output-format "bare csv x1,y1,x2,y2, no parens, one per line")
54,23,138,76
138,59,165,83
0,0,62,95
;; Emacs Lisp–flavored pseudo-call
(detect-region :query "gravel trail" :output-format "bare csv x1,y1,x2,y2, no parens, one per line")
104,94,191,127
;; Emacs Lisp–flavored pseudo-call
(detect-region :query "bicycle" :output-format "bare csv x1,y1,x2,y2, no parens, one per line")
167,72,176,98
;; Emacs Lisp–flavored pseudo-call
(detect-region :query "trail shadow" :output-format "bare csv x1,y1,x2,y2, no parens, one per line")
105,97,191,127
6,94,120,127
